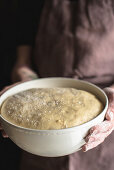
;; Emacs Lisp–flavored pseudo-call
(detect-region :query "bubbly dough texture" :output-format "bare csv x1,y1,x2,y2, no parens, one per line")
1,88,103,130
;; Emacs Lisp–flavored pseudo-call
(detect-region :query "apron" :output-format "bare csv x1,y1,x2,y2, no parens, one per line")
34,0,114,88
20,0,114,169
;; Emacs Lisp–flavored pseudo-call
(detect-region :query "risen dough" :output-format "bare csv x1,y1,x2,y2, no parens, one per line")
1,88,103,130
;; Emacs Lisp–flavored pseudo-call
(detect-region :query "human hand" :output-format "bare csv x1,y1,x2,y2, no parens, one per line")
82,87,114,152
11,63,38,82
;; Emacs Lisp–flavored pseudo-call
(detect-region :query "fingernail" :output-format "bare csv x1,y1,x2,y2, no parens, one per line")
82,145,87,152
84,146,88,152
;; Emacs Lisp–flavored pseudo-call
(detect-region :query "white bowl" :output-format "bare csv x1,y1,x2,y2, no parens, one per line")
0,78,108,157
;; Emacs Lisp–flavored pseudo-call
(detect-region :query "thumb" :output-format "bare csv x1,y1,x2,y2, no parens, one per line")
105,107,114,121
104,87,114,103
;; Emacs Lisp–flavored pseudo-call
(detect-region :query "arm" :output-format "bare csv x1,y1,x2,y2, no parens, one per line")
12,45,38,82
0,0,41,137
0,45,38,137
0,46,38,137
13,0,43,82
16,45,32,66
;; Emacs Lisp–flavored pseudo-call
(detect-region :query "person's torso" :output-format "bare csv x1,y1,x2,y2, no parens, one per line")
33,0,114,88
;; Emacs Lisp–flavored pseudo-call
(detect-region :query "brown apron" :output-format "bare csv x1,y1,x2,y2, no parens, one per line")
34,0,114,88
20,0,114,169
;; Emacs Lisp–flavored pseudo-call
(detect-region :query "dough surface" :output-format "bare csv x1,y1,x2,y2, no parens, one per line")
1,88,103,130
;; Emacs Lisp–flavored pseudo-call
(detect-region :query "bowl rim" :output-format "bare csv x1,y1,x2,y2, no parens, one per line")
0,77,108,132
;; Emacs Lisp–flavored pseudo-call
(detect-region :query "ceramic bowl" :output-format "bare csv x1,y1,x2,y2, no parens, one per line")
0,78,108,157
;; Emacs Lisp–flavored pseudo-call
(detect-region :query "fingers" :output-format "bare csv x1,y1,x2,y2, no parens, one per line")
0,123,8,138
105,108,114,121
86,129,113,143
104,87,114,104
21,74,38,81
82,119,114,152
103,88,114,123
90,120,114,134
89,107,114,135
1,130,8,138
82,128,113,152
104,89,114,120
82,99,114,152
18,67,38,81
82,138,104,152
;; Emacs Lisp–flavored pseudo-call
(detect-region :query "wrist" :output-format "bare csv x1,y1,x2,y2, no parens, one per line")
16,45,32,67
16,59,31,68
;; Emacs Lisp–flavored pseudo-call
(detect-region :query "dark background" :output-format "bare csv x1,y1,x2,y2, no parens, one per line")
0,1,21,169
